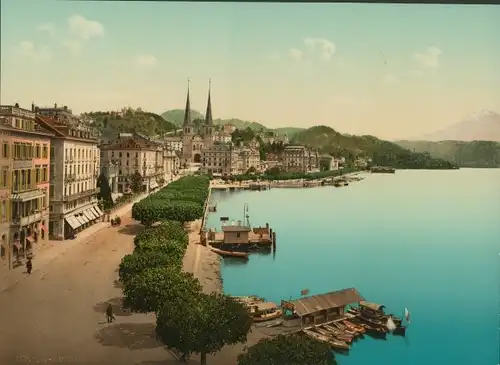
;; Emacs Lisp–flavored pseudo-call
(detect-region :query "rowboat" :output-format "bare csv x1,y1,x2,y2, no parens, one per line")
303,329,350,352
210,247,249,259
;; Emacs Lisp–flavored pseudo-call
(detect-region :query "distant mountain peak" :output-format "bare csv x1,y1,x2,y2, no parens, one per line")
413,109,500,142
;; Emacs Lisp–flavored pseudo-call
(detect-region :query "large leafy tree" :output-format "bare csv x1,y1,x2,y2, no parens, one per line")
122,266,201,313
156,293,253,365
130,171,144,193
96,172,114,210
118,250,179,285
237,334,337,365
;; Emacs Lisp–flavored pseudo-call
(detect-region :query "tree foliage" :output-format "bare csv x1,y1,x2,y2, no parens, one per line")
119,250,177,286
123,266,202,313
132,175,209,226
130,171,144,193
97,173,114,210
292,126,458,169
155,293,253,365
237,334,337,365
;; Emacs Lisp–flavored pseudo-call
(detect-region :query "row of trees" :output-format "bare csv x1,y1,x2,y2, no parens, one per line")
123,176,336,364
131,175,210,226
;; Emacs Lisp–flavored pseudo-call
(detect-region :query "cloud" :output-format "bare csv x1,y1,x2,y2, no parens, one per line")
303,37,336,60
62,39,83,55
134,54,158,67
289,48,303,61
383,74,399,85
411,69,424,77
413,46,442,69
38,23,56,36
16,41,52,62
68,15,104,40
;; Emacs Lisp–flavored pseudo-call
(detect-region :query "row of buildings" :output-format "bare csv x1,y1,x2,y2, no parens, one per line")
171,83,320,176
0,103,180,272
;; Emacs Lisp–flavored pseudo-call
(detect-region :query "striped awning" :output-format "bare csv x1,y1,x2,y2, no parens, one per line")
11,190,45,202
78,213,89,224
90,207,100,218
65,216,80,229
73,215,85,226
94,206,104,216
83,209,95,221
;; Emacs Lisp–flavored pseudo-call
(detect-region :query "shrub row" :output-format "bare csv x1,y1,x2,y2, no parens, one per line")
132,176,210,226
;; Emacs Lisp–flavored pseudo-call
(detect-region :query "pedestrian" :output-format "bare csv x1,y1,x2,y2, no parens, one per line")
106,303,115,323
26,259,32,274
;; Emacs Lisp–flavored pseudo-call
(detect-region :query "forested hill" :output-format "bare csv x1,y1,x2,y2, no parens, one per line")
395,140,500,168
82,108,176,137
293,126,458,169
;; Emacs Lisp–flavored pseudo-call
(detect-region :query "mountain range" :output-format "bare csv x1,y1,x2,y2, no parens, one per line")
410,110,500,142
160,109,304,137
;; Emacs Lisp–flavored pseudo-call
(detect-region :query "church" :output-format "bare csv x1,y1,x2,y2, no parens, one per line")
181,81,215,166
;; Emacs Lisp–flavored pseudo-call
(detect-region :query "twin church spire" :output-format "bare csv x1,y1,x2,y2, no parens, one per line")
183,79,213,128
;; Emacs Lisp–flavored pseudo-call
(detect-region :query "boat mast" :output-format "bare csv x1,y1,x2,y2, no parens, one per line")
244,203,250,227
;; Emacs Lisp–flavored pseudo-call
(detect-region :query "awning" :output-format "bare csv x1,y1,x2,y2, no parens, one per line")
83,210,95,221
40,224,48,232
26,236,35,244
89,209,98,219
90,207,101,218
65,216,80,229
13,241,21,249
78,214,89,224
73,215,85,226
11,190,45,202
94,206,104,217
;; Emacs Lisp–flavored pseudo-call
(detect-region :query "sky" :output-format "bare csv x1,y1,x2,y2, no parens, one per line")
1,1,499,140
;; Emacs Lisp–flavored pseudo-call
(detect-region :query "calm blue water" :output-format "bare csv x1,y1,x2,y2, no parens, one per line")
207,169,500,365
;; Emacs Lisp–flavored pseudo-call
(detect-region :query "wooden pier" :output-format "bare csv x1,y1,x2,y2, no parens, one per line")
207,222,277,252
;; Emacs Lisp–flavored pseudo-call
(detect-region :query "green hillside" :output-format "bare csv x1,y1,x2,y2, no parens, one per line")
161,109,204,127
83,108,176,137
273,127,305,137
293,126,457,169
395,140,500,168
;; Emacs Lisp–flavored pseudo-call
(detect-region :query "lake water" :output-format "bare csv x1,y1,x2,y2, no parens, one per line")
206,169,500,365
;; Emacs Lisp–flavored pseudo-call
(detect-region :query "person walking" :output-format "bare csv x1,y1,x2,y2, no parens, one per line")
106,303,115,323
26,259,32,274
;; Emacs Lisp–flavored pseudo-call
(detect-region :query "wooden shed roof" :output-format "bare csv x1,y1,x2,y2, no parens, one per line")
290,288,364,317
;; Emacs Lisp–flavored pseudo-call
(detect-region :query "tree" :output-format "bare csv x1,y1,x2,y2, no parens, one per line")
156,293,253,365
119,250,175,285
122,266,202,313
130,171,143,193
237,334,337,365
96,173,114,210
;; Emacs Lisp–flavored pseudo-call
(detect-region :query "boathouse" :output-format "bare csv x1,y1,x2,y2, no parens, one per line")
222,225,252,244
283,288,364,327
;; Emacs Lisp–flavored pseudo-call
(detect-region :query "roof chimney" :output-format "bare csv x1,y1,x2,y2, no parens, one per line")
54,103,57,108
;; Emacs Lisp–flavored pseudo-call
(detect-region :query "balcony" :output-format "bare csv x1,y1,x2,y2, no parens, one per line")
11,211,44,227
62,188,99,202
65,173,76,182
12,183,38,194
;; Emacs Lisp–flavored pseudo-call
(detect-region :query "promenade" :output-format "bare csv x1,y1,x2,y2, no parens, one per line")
0,184,262,365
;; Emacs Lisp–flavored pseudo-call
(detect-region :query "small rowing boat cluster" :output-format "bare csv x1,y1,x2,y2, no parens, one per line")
302,319,367,352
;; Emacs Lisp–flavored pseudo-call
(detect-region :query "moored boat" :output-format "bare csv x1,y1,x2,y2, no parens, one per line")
252,302,283,322
210,247,249,259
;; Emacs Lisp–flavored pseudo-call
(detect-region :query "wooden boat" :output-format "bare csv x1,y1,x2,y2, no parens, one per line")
393,325,406,337
210,247,249,259
315,327,353,344
252,302,283,322
230,295,265,303
303,329,350,352
344,320,366,334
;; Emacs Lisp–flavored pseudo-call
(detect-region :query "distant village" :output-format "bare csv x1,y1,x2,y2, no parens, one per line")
0,85,372,270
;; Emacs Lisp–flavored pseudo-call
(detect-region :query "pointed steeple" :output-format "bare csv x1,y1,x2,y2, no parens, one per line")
183,78,191,126
205,78,213,126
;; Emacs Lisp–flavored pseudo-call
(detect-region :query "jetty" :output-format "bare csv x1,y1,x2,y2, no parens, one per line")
239,288,408,353
370,166,395,173
207,222,276,252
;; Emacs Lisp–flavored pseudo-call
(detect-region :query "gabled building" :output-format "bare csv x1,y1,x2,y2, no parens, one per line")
0,104,54,270
35,106,102,241
283,145,319,173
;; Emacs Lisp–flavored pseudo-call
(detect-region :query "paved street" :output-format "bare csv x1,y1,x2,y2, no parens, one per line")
0,207,261,365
